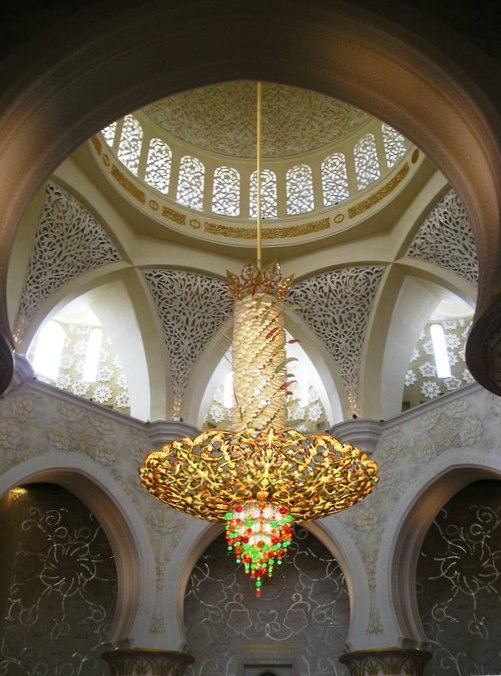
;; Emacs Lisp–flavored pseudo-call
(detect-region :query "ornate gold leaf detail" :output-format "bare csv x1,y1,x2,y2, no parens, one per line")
111,165,146,203
91,134,102,155
139,427,378,523
348,163,409,218
226,262,293,301
205,218,330,240
162,206,186,225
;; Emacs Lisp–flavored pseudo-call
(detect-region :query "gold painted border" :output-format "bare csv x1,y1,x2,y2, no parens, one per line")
348,163,409,218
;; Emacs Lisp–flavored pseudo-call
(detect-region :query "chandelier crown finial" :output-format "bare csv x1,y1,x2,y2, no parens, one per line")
226,261,294,301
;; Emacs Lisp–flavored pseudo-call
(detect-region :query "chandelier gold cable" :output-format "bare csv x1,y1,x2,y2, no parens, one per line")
256,81,262,270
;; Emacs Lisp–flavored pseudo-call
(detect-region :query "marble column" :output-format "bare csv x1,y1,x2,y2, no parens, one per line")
102,648,194,676
340,648,431,675
0,333,14,395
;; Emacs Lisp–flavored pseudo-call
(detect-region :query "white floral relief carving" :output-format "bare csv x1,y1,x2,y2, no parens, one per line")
289,267,384,407
336,390,491,571
27,321,131,415
15,183,121,339
404,318,473,409
143,270,233,411
406,190,479,285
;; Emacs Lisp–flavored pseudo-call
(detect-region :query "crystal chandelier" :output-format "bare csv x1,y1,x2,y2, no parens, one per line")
140,83,379,596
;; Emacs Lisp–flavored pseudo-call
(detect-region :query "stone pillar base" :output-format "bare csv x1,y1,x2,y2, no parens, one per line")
340,648,431,675
102,648,194,676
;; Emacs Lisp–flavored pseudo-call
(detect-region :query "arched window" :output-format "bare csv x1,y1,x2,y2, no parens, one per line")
382,123,407,168
101,122,117,147
249,169,278,219
286,164,314,215
117,115,143,175
212,166,240,216
144,138,172,194
430,323,452,378
82,327,103,382
321,153,349,206
32,320,65,380
176,155,205,210
354,133,380,190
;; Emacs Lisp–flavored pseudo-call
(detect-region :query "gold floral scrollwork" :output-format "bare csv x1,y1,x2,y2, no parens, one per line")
91,135,102,155
162,206,186,225
111,166,146,204
139,428,378,523
348,164,409,219
204,218,330,240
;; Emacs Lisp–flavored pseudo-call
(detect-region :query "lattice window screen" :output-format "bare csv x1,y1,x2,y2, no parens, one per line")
212,166,240,216
117,115,143,175
176,156,205,211
101,122,117,147
321,153,350,206
381,123,407,168
354,133,380,190
249,170,278,220
286,164,314,215
144,138,172,194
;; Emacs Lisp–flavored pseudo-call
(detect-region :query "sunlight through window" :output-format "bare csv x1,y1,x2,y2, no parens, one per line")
430,323,451,378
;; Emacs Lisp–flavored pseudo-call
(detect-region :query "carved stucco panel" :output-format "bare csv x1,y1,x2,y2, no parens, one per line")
143,270,233,413
333,387,501,635
141,82,370,159
406,190,478,286
289,266,385,410
15,182,121,339
0,383,196,643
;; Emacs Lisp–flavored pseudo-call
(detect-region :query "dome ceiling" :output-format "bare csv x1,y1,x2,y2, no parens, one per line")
141,81,371,159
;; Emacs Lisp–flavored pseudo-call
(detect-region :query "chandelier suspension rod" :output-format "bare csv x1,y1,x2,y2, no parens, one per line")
256,81,263,270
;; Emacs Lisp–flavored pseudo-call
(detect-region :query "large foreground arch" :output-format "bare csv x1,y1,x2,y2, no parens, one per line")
0,0,499,395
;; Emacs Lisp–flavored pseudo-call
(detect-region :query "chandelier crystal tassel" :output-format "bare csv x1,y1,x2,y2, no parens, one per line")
139,82,379,596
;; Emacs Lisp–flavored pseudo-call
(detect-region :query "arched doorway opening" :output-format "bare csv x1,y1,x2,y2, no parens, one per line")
183,526,349,675
417,479,501,675
0,483,117,675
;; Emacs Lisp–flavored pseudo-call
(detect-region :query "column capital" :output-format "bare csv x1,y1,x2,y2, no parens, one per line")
329,418,383,454
102,648,194,676
340,648,431,675
145,421,200,447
